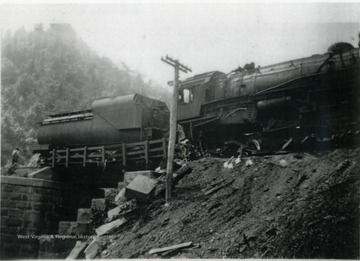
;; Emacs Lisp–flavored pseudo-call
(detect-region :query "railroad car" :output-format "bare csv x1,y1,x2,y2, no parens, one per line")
35,94,169,169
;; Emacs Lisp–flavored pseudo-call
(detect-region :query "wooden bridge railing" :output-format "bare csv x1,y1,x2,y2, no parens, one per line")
49,138,167,168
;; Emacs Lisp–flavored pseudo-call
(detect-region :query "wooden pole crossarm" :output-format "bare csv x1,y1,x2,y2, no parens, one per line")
161,57,176,67
179,64,192,73
162,56,192,73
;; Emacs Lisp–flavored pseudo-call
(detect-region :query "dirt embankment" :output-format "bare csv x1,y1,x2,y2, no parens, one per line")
101,148,359,259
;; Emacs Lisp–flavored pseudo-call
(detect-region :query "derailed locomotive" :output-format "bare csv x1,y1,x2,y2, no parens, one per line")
35,41,359,171
177,43,360,152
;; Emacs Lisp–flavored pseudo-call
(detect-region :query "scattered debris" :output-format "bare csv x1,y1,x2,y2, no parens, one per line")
335,159,351,172
251,139,261,151
114,188,127,205
125,174,158,201
66,241,87,260
94,148,360,259
107,200,137,221
245,158,253,167
124,170,154,185
239,245,247,253
280,138,293,151
84,237,103,259
95,218,127,236
173,164,192,184
279,159,289,167
149,241,193,255
27,153,41,167
296,174,307,187
204,180,234,196
224,156,234,168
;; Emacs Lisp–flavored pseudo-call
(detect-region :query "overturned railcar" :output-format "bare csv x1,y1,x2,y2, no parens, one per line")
178,43,360,151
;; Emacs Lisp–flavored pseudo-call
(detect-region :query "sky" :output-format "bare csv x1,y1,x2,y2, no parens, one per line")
1,3,360,89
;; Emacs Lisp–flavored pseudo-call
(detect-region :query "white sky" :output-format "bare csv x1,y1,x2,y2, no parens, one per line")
1,3,360,89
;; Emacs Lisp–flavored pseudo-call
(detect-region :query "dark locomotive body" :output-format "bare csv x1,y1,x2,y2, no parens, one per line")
178,45,360,150
38,94,169,149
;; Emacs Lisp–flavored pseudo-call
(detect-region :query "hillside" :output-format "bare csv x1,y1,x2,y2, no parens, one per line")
80,148,359,259
1,24,169,167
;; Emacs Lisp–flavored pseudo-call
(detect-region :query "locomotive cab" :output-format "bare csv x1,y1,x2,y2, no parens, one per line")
177,71,226,121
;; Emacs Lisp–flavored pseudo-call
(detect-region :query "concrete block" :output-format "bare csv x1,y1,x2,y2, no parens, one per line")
125,175,158,201
114,188,127,204
77,208,91,222
95,218,127,236
8,209,23,219
39,238,76,259
59,221,93,235
9,193,22,200
84,237,102,259
66,240,87,260
91,198,106,211
59,221,77,235
124,171,154,185
23,210,41,223
76,222,94,235
5,218,22,227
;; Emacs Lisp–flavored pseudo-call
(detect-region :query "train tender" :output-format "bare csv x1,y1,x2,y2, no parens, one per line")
177,43,360,152
35,94,169,168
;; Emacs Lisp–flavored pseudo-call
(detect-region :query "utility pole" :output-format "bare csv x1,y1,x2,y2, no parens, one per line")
161,55,191,206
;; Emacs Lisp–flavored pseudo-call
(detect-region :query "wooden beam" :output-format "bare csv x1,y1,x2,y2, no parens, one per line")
65,148,69,168
162,137,167,158
122,143,126,166
101,146,105,164
83,146,87,167
52,149,56,168
144,140,149,165
149,241,193,255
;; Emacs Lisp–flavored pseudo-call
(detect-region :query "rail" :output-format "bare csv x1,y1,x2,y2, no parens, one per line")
47,138,168,168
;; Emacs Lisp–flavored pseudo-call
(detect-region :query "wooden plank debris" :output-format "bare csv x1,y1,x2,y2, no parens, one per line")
66,240,87,260
204,180,234,196
149,241,193,255
95,218,127,236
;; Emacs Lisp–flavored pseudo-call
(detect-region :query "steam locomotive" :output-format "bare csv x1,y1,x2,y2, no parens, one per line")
177,43,360,151
36,42,359,168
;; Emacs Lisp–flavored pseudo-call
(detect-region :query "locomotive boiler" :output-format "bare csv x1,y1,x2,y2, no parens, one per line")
177,43,360,151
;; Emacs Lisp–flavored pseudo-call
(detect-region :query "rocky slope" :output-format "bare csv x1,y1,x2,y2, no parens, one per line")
90,148,359,259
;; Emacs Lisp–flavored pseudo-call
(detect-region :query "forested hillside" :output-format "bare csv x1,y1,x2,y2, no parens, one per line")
1,24,169,166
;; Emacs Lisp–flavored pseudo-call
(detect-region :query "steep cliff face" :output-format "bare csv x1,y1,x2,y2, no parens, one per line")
93,148,359,259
